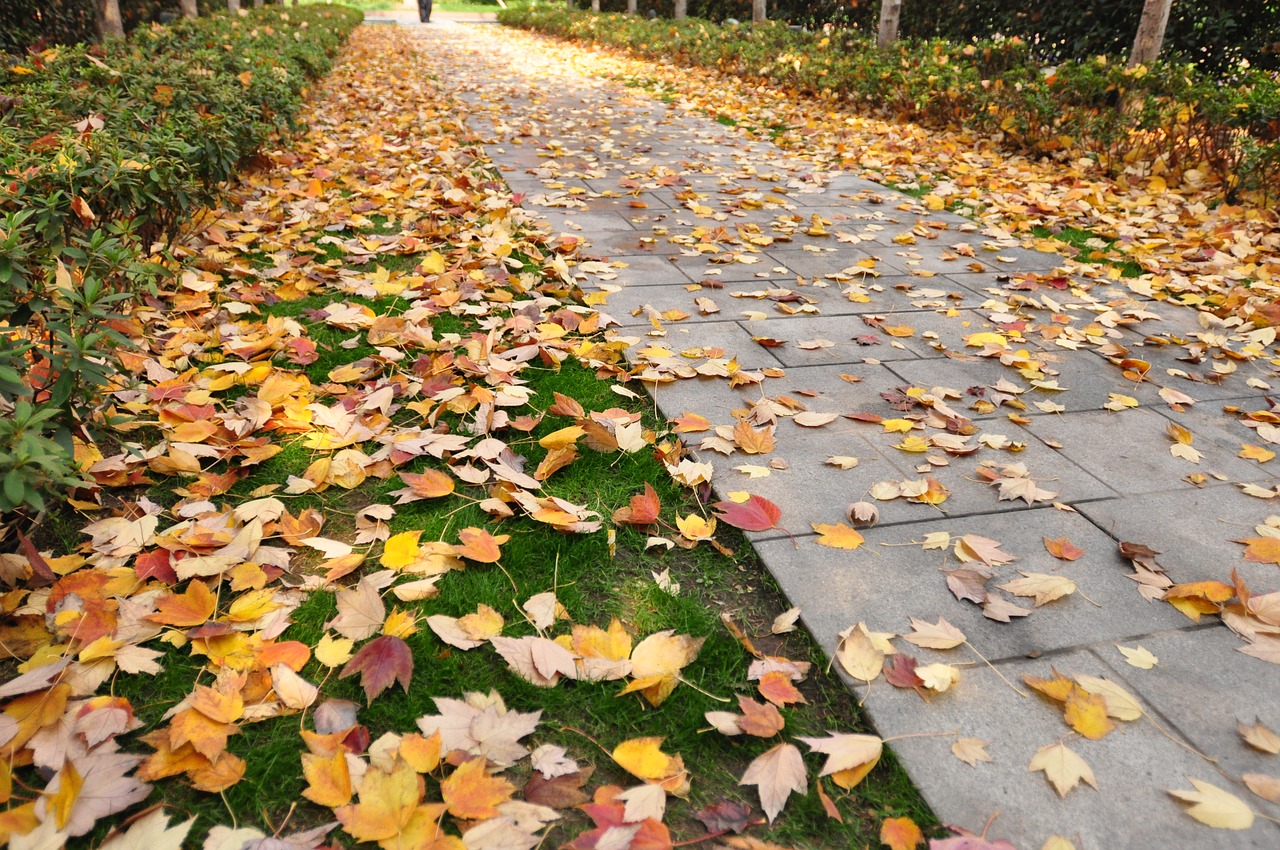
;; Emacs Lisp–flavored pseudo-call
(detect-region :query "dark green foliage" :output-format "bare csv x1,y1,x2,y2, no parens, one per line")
502,7,1280,204
0,5,361,520
575,1,1280,78
0,0,230,55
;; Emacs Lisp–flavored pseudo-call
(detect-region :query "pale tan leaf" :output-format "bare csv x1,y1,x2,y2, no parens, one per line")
1028,742,1097,797
951,738,991,767
1168,779,1254,830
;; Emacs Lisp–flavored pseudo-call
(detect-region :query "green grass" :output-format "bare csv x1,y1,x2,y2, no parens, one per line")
436,1,504,13
1031,225,1145,277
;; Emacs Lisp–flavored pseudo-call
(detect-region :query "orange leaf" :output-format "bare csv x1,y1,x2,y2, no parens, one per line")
1064,688,1116,740
397,470,455,499
1024,668,1075,703
738,696,786,737
441,758,514,820
733,419,775,454
453,527,509,564
149,581,216,627
302,750,353,807
672,412,712,433
812,522,865,551
1240,537,1280,566
613,482,661,527
757,670,806,706
1043,536,1085,561
880,816,924,850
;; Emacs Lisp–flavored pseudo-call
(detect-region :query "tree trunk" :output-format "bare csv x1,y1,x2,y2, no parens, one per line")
98,0,124,38
566,0,574,10
254,0,264,8
1128,0,1173,67
752,0,766,23
179,0,198,17
626,0,636,14
674,0,687,18
228,0,241,12
590,0,599,11
877,0,902,50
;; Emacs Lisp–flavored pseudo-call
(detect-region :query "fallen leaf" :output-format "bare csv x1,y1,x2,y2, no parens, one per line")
880,816,923,850
1116,645,1158,669
1028,742,1097,797
738,742,806,823
950,738,991,767
338,635,413,704
812,522,865,551
1168,779,1254,829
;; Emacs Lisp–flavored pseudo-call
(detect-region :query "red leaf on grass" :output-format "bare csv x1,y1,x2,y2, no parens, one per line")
613,483,661,527
339,635,413,704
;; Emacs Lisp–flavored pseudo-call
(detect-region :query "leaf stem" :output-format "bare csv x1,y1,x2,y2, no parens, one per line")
964,641,1028,698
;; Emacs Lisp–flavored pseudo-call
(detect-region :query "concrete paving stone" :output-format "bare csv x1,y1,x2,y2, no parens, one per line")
1098,626,1280,790
571,192,679,212
696,428,908,539
1076,487,1280,589
588,254,693,288
753,508,1189,664
854,647,1279,850
762,246,912,279
728,314,927,366
617,319,788,372
871,419,1120,521
587,230,688,256
539,210,638,235
668,254,796,283
1150,394,1280,465
644,362,908,430
597,284,738,328
1025,407,1268,496
885,352,1168,418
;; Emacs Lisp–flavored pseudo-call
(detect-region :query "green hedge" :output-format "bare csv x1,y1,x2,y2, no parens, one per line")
0,4,361,519
574,1,1280,77
504,7,1280,202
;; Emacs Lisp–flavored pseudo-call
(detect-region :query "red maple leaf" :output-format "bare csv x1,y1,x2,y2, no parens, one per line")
339,635,413,704
711,495,792,543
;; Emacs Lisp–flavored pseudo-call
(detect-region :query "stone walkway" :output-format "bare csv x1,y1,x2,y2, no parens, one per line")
411,20,1280,850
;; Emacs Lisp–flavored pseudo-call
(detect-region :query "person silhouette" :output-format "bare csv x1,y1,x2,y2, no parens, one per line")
418,0,432,23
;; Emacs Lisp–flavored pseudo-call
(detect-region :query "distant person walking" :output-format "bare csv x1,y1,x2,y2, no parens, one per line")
418,0,432,23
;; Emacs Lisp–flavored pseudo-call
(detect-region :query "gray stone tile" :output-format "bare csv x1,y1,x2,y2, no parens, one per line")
856,648,1278,849
539,210,637,234
1099,626,1280,788
586,255,693,288
667,253,794,283
885,353,1166,419
755,507,1188,663
1076,487,1280,589
598,286,738,329
618,320,787,372
1027,407,1266,495
728,314,926,366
